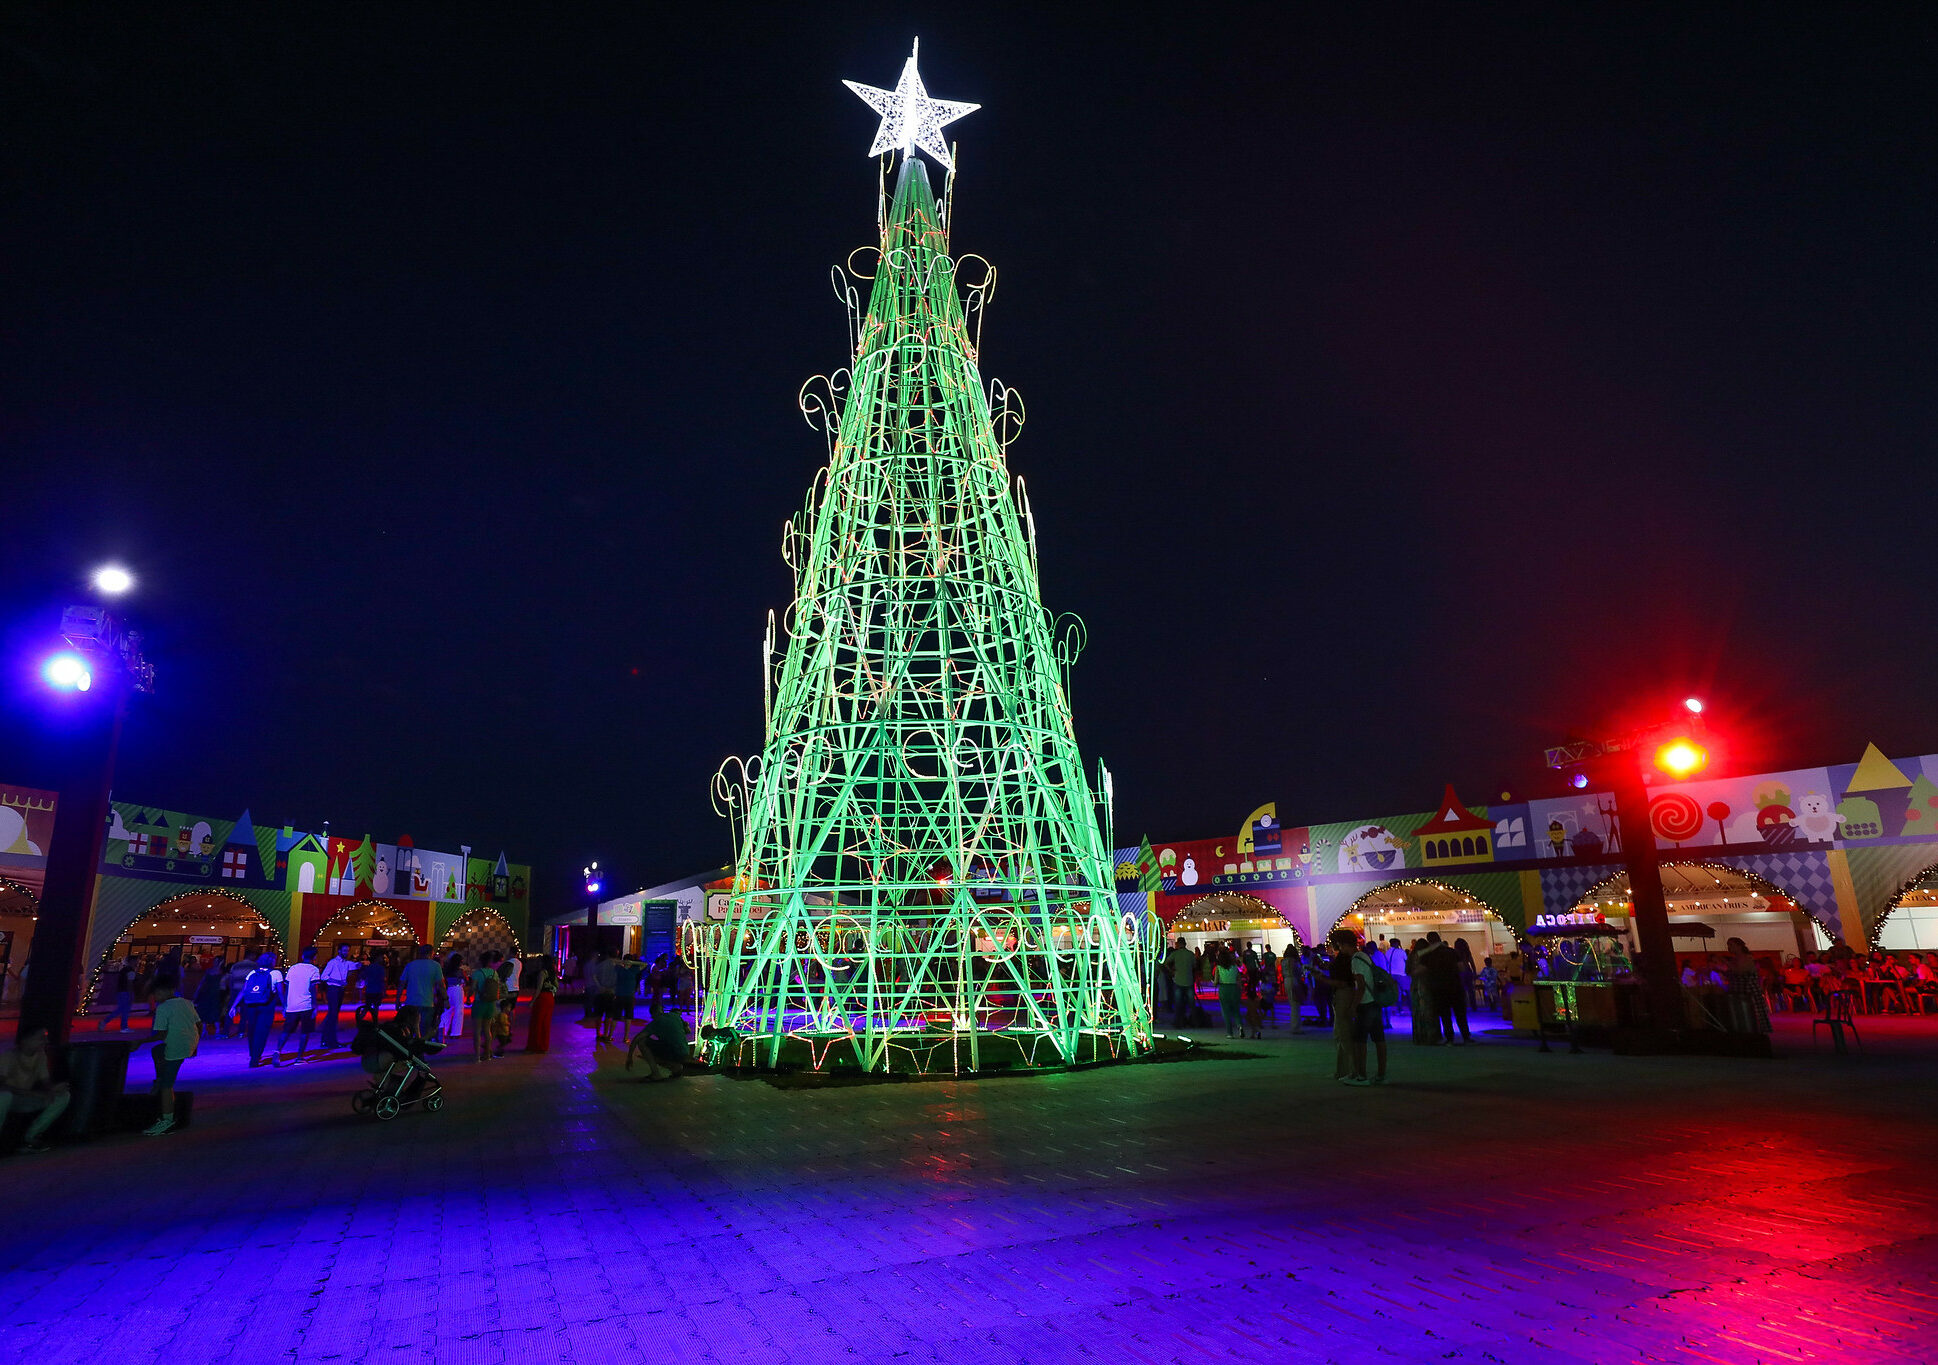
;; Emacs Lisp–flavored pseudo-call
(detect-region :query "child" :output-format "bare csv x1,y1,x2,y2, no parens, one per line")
146,971,200,1136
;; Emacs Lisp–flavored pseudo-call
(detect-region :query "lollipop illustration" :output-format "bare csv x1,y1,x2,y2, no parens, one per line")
1707,800,1731,844
1649,792,1704,846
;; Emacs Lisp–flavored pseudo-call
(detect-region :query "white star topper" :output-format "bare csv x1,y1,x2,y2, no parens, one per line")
843,39,979,171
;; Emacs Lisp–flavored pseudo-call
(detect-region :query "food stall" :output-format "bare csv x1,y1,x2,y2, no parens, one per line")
1525,921,1637,1051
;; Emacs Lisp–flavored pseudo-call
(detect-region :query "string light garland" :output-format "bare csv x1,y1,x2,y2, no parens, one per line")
1335,877,1530,948
85,887,287,1009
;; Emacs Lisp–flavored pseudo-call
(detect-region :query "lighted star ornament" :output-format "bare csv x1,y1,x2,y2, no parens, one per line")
843,39,979,171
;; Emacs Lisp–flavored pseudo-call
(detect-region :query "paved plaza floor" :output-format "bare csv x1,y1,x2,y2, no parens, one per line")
4,1004,1935,1363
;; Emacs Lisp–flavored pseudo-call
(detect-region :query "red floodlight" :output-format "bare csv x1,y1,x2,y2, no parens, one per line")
1654,738,1708,778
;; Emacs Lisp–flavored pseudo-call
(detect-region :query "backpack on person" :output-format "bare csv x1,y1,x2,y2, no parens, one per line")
240,969,276,1006
1356,951,1400,1008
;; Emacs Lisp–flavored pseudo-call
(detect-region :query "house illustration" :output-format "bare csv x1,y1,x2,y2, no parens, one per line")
1412,785,1495,867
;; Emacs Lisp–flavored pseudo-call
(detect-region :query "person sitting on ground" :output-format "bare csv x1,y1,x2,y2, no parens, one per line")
144,971,199,1137
0,1027,71,1153
626,1003,690,1081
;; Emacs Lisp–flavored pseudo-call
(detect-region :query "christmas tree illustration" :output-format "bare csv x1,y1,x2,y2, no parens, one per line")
699,43,1155,1073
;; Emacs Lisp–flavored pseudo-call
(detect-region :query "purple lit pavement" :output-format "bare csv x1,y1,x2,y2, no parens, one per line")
4,1006,1936,1363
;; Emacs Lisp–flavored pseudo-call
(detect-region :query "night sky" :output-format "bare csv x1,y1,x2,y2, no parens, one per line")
3,6,1932,911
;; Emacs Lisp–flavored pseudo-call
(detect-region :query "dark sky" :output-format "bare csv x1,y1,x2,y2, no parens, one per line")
3,5,1933,909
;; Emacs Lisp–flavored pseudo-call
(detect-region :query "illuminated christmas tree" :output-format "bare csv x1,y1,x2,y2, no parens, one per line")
697,44,1156,1073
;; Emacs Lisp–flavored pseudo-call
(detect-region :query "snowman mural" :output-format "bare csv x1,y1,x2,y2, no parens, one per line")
1180,855,1200,888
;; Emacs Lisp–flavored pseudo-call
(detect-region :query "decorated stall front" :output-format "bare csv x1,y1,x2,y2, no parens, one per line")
1116,740,1938,962
0,780,534,1010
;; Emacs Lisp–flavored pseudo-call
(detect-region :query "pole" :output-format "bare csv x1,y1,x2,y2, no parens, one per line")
18,681,127,1048
1608,755,1684,1032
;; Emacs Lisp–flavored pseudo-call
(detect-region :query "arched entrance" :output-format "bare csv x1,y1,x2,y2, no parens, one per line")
1875,866,1938,950
0,876,38,1006
438,907,522,966
1571,862,1833,961
312,900,419,960
92,889,283,1008
1167,892,1305,956
1333,879,1521,965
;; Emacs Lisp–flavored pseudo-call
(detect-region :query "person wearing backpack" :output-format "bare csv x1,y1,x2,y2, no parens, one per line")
1344,933,1394,1086
230,952,284,1068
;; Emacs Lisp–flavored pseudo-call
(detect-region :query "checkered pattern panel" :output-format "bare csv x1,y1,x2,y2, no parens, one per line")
1720,849,1842,938
1537,862,1625,916
440,917,521,966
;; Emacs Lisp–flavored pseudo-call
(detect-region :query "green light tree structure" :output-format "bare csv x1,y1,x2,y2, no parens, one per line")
696,147,1156,1074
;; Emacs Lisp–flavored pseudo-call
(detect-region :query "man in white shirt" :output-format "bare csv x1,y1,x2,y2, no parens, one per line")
318,944,355,1049
274,947,323,1065
1382,938,1409,1010
500,951,523,1033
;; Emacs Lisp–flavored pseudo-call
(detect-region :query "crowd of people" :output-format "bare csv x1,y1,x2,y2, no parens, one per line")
1156,931,1505,1042
1725,945,1938,1017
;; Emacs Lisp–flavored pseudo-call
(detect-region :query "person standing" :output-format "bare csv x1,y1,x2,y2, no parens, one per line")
1420,932,1470,1044
232,953,283,1068
274,948,323,1064
1724,937,1773,1034
398,944,444,1040
1214,949,1243,1038
589,950,619,1039
470,953,503,1062
358,951,387,1020
193,960,227,1040
1407,939,1435,1044
1164,939,1196,1027
439,953,467,1041
143,971,199,1136
0,1027,72,1152
1327,932,1357,1078
318,944,356,1049
525,956,557,1053
110,957,137,1031
1383,936,1409,1015
1345,939,1388,1085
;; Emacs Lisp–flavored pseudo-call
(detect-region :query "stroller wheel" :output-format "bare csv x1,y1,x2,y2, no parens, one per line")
423,1092,444,1113
374,1094,400,1120
351,1091,373,1115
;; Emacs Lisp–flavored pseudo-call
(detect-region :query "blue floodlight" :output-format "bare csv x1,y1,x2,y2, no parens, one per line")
43,652,93,692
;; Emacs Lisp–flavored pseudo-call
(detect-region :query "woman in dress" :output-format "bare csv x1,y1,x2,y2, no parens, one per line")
525,956,557,1053
1408,939,1435,1044
439,953,467,1041
1724,937,1772,1033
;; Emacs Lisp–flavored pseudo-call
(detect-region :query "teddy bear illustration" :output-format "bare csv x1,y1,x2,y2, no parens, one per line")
1793,791,1844,843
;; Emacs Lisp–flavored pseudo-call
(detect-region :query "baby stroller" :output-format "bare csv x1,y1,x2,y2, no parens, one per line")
349,1018,445,1120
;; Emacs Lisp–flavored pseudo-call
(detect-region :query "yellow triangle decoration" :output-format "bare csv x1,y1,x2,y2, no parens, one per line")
1846,742,1912,793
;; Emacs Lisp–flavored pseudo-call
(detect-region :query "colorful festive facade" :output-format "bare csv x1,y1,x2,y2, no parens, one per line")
0,781,531,1000
1116,741,1938,955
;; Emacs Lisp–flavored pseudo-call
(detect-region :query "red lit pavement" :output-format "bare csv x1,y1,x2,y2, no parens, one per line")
3,1006,1935,1363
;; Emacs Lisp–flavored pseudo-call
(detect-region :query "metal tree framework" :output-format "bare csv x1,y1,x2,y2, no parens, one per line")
696,152,1156,1073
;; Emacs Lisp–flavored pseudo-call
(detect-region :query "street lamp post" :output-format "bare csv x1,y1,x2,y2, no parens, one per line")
1546,698,1710,1042
20,578,154,1047
582,861,603,961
